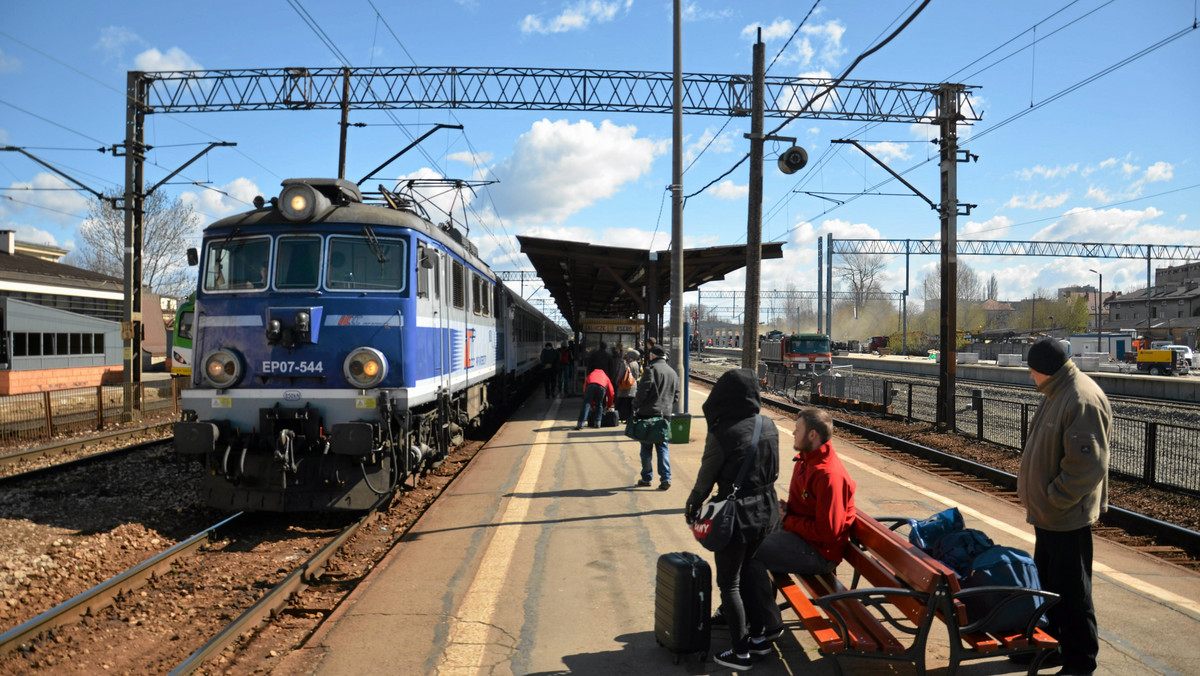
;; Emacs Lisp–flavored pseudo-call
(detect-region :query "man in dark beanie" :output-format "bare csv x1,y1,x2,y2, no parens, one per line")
1017,338,1111,675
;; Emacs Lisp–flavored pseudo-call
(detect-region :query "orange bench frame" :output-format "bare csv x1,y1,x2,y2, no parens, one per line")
772,511,1060,676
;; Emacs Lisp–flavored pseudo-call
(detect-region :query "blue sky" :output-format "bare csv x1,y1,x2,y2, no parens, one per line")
2,1,1198,323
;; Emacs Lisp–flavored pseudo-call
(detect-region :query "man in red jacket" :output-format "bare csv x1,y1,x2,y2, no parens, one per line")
755,408,857,577
575,368,614,430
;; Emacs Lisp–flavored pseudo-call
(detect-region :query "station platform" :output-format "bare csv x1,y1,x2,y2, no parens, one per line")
279,381,1200,675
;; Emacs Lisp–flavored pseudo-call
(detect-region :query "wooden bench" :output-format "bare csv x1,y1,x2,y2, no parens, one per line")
772,510,1060,676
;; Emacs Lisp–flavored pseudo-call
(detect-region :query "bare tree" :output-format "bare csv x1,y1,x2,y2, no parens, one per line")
986,273,999,301
67,191,201,300
838,252,886,315
918,260,984,307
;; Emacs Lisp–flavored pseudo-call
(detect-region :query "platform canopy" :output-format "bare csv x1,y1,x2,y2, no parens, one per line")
517,235,785,333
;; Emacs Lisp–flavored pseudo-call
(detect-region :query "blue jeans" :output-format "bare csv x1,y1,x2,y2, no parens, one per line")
577,383,605,427
639,440,670,483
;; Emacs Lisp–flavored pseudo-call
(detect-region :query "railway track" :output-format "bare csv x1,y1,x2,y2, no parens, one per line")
0,423,175,484
690,372,1200,571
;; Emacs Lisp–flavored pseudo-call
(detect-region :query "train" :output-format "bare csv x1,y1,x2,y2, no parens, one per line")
759,332,832,374
169,292,195,376
174,178,568,512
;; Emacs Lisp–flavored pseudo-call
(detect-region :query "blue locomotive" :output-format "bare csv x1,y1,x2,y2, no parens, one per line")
174,178,567,511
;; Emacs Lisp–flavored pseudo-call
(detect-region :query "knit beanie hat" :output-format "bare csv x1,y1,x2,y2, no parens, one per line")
1028,338,1068,376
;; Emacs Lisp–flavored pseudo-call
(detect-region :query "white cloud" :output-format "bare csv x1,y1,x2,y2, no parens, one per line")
710,180,747,200
134,46,202,72
0,128,8,144
862,141,910,162
682,2,733,21
520,0,633,35
5,173,92,224
179,177,261,226
1031,206,1165,243
1121,162,1140,178
1083,185,1141,204
742,18,794,41
0,47,20,73
684,127,734,166
802,20,846,67
1143,161,1173,183
1003,191,1070,211
960,215,1013,239
487,118,665,224
447,150,494,166
1015,163,1078,181
94,26,142,63
14,224,60,247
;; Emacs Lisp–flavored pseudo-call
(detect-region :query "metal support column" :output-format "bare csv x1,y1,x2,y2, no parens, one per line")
825,233,833,336
121,71,148,421
817,237,824,336
936,84,963,432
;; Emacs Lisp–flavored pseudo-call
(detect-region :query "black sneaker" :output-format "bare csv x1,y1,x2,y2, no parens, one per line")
713,648,752,671
635,479,652,487
658,481,671,490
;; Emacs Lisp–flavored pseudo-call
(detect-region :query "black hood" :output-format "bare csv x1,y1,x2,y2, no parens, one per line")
702,368,761,432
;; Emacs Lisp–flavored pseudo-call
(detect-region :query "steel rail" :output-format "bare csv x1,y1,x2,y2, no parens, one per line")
169,493,390,675
0,513,243,656
0,432,174,487
0,423,173,470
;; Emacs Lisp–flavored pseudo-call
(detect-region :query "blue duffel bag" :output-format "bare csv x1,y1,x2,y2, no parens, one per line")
961,545,1048,634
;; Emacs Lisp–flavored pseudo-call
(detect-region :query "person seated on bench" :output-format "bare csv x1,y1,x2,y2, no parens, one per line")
685,369,780,671
755,407,858,613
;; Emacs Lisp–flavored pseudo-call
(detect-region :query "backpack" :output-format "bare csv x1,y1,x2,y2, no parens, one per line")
930,528,995,578
962,545,1046,634
618,362,636,390
908,507,965,551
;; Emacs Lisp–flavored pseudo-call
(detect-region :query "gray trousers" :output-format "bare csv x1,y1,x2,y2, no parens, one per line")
755,529,839,575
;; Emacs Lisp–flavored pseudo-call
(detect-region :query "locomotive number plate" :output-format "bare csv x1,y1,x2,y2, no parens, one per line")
261,360,325,374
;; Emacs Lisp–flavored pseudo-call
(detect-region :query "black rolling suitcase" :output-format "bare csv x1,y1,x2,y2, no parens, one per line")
654,551,711,663
601,408,619,427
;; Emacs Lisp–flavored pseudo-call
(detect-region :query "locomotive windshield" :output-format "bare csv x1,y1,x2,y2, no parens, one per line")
326,235,407,291
787,335,831,354
201,233,408,293
203,237,271,291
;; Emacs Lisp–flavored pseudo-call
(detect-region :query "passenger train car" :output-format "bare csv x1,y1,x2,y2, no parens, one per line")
174,178,567,511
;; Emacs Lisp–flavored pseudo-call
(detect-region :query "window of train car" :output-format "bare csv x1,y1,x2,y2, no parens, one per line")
275,236,321,290
472,274,483,315
482,283,491,317
452,260,466,309
326,236,407,291
417,243,431,298
203,237,271,292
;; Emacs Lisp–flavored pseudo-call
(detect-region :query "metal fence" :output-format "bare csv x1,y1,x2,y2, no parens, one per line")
808,373,1200,496
0,379,181,446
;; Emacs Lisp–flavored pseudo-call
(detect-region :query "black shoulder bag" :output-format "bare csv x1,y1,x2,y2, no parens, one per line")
690,415,763,552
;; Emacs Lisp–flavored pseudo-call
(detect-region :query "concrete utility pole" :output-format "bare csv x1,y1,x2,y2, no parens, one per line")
120,72,148,422
670,0,684,409
742,35,765,372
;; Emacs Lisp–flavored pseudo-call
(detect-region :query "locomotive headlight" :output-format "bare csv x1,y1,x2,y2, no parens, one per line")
278,183,330,222
202,349,243,389
344,347,387,389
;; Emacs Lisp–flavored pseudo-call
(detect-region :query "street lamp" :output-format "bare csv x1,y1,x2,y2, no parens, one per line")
1088,269,1103,354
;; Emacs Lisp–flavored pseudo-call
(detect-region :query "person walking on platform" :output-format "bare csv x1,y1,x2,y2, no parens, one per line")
752,408,857,650
540,342,560,398
1017,338,1111,676
575,368,614,430
614,350,640,422
632,345,679,489
685,369,780,671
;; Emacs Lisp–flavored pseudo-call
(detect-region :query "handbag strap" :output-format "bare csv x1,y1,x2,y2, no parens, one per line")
728,414,763,500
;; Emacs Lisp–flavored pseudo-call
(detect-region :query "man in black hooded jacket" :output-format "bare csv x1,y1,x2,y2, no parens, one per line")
686,369,781,671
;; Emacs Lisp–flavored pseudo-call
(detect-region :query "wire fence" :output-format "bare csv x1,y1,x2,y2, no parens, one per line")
0,379,181,446
805,372,1200,496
